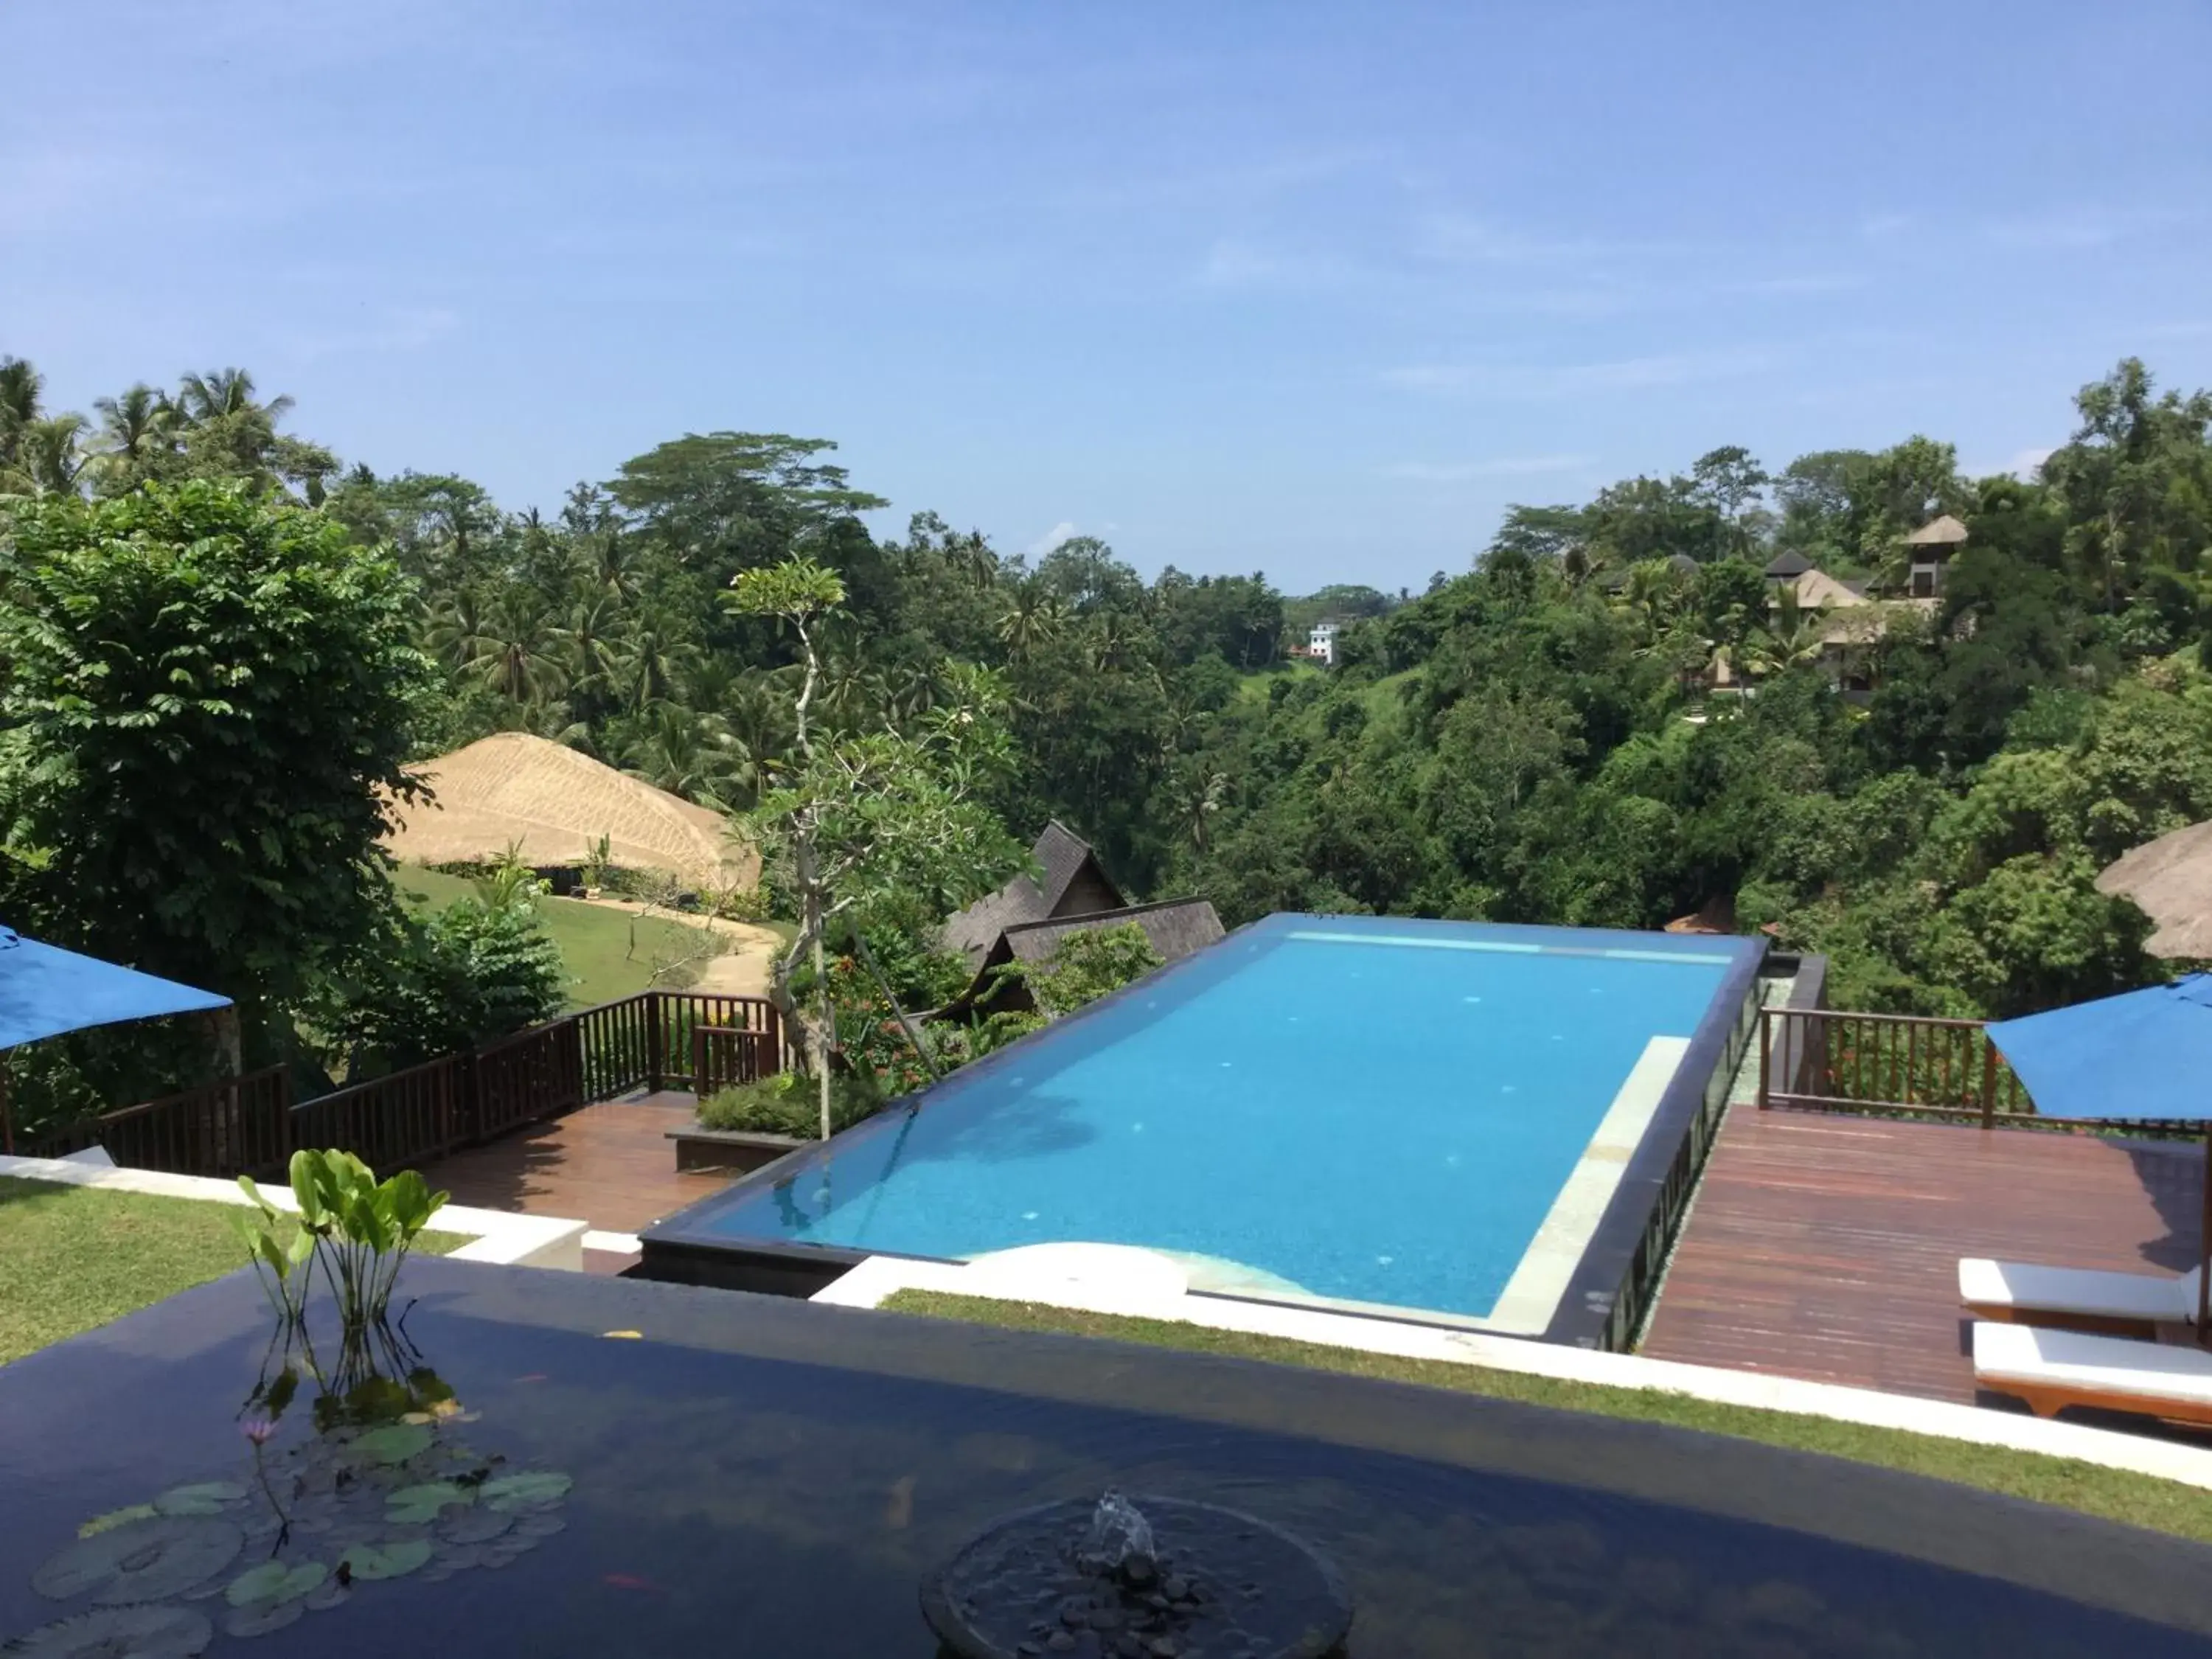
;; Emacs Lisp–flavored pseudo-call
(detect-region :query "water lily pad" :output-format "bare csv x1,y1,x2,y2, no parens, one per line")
481,1472,571,1512
512,1512,566,1540
224,1561,326,1608
436,1507,512,1545
153,1484,247,1517
221,1600,304,1639
336,1538,432,1582
31,1517,243,1604
385,1481,474,1526
347,1425,431,1466
76,1505,159,1539
1,1605,212,1658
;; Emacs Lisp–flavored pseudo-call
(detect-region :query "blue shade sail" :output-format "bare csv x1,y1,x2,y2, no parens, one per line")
0,926,229,1052
1986,975,2212,1123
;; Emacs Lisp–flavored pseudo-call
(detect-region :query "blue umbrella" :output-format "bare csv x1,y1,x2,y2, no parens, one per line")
0,926,230,1152
1987,973,2212,1331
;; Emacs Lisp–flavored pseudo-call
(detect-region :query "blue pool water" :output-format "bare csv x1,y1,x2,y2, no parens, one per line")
684,915,1753,1321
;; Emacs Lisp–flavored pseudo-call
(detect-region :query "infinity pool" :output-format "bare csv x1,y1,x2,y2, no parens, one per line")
645,915,1763,1337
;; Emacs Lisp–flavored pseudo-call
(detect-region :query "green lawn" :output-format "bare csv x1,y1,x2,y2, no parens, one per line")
394,866,730,1009
0,1177,464,1364
1233,662,1322,705
883,1290,2212,1548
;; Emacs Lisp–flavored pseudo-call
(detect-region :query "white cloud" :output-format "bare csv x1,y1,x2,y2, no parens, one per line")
1384,455,1595,482
1380,348,1776,400
1026,521,1079,557
1982,206,2191,251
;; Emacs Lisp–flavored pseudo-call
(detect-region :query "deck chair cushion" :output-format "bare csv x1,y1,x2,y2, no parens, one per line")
1957,1257,2198,1325
1974,1321,2212,1412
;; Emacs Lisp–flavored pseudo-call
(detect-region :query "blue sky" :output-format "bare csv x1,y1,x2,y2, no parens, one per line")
6,2,2208,592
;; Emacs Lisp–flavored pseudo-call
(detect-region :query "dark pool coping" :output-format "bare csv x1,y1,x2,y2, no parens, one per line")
640,915,1768,1347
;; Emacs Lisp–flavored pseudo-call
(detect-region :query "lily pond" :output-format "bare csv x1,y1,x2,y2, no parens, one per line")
4,1259,2211,1657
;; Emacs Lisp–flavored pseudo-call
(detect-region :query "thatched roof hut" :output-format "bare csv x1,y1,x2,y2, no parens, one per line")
380,731,754,891
940,821,1125,966
2098,820,2212,959
941,898,1227,1016
1906,514,1970,547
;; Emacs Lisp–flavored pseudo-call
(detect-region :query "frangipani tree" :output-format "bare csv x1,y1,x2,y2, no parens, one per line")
728,557,1022,1138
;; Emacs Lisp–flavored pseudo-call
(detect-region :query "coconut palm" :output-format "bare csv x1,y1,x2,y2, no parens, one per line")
611,620,700,714
620,703,734,802
175,367,293,426
720,672,796,809
87,384,180,493
423,588,493,672
1,414,87,497
552,591,627,703
995,582,1067,660
465,593,569,704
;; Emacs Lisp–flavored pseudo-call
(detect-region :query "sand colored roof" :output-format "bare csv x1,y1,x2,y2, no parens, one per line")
1789,568,1871,611
1907,514,1969,546
381,731,754,891
2098,819,2212,959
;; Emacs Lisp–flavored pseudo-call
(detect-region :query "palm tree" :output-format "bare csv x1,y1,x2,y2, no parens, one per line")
552,591,627,703
423,588,493,672
1,414,87,497
620,703,734,803
720,672,795,809
87,385,179,493
175,367,293,426
610,621,699,714
0,356,45,475
465,593,568,705
995,582,1067,660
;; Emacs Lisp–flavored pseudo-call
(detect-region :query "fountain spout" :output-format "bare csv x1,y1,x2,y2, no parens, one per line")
1081,1489,1155,1573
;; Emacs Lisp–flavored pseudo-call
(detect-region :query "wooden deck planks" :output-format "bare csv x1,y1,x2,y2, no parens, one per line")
418,1092,735,1235
1641,1105,2204,1403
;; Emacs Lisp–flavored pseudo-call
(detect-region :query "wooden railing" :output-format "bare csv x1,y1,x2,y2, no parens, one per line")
1756,1004,2198,1134
1759,1005,2029,1125
691,1023,782,1098
22,989,789,1182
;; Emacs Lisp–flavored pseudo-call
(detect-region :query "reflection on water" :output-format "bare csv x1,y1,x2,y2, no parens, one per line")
2,1262,2209,1657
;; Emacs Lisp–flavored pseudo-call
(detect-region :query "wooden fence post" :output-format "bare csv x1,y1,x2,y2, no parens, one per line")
646,992,666,1094
1757,1006,1771,1109
1978,1038,1998,1130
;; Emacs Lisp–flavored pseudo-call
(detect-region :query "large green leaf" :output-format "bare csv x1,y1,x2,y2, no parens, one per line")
224,1561,325,1607
153,1483,246,1517
481,1472,571,1512
385,1481,475,1525
337,1539,431,1582
347,1424,431,1466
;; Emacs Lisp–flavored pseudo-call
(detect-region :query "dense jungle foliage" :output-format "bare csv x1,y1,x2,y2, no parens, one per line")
2,350,2209,1131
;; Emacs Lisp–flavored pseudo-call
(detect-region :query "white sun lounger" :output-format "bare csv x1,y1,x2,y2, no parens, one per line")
1958,1257,2199,1332
1973,1321,2212,1426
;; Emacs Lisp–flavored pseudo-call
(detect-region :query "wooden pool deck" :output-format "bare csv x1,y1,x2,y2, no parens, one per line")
417,1092,732,1267
1641,1104,2205,1405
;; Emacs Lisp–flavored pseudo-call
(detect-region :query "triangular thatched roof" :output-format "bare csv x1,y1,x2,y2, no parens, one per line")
2098,819,2212,959
1764,549,1813,579
939,898,1226,1016
939,821,1126,966
380,731,754,891
1906,514,1969,547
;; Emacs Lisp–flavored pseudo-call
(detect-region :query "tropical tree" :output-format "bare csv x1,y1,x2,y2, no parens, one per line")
728,557,1021,1136
0,481,435,1059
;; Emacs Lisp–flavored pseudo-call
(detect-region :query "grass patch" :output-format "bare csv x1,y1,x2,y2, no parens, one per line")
883,1290,2212,1547
1233,663,1321,705
0,1177,465,1365
395,867,728,1008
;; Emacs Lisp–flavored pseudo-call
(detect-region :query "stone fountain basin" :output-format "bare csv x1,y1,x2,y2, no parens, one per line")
921,1495,1352,1659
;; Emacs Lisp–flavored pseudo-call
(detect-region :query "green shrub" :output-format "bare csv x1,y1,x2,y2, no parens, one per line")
697,1072,880,1138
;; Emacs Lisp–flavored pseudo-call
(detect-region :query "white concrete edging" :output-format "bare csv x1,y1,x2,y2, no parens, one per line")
0,1154,587,1272
817,1249,2212,1494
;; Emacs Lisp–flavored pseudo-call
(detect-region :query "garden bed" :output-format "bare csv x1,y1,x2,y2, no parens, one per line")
667,1125,808,1176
